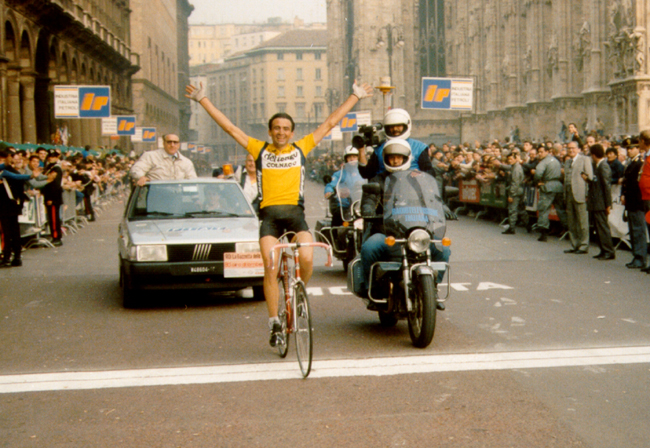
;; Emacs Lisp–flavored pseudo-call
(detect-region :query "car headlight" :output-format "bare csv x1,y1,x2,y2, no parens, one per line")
136,245,168,262
236,242,261,253
407,229,431,253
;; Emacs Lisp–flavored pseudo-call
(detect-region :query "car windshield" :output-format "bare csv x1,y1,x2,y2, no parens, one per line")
129,182,255,220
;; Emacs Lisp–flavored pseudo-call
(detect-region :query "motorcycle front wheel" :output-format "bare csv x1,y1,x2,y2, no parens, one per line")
407,273,437,348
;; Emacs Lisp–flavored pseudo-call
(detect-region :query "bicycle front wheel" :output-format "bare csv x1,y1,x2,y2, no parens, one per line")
293,281,313,378
276,277,290,358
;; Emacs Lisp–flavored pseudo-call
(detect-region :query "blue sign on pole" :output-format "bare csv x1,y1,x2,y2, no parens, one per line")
142,128,157,142
339,113,358,133
421,77,473,111
116,116,136,136
421,78,452,110
78,86,111,118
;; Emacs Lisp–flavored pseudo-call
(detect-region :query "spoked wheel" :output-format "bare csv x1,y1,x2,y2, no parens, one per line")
407,274,437,348
276,277,290,358
293,281,313,378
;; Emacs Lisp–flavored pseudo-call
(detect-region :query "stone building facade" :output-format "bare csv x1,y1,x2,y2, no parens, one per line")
327,0,650,144
446,0,650,142
189,29,328,164
0,0,139,147
129,0,192,152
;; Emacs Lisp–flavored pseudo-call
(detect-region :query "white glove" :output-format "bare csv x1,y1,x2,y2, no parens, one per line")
352,81,369,100
186,83,206,102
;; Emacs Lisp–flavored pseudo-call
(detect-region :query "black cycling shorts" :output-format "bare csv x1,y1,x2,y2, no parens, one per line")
259,205,310,239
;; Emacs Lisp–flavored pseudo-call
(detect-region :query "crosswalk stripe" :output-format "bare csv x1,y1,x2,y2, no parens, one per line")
1,346,649,394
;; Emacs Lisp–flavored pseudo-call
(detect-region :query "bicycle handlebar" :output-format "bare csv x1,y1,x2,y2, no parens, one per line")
269,241,333,270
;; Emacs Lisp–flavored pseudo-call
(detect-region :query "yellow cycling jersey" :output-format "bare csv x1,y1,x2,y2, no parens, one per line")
246,134,316,208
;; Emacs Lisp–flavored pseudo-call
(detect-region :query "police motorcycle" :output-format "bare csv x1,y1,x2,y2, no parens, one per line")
347,139,451,348
316,147,367,271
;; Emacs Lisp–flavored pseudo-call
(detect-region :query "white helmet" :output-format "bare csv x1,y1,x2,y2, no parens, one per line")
383,108,411,140
383,138,412,172
343,145,359,160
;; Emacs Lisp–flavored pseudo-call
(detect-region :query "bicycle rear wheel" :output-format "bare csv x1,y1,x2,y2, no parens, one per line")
293,281,313,378
276,277,290,358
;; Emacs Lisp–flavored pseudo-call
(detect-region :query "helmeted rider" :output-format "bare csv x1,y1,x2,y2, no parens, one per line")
358,138,450,302
324,145,359,228
358,108,432,179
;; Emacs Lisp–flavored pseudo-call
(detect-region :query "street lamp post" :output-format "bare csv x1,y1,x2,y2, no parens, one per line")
375,25,404,110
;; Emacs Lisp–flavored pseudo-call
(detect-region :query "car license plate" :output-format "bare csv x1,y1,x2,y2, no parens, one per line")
171,265,218,275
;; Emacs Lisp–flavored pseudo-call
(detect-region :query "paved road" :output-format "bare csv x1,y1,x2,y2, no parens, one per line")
1,179,648,447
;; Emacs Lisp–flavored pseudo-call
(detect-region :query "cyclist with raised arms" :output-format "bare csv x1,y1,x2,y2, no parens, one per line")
186,80,373,348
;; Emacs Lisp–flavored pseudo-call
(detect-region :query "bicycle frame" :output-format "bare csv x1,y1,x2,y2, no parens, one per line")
271,240,333,334
269,239,332,377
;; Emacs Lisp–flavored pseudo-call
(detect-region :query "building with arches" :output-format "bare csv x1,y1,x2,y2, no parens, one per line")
1,0,139,147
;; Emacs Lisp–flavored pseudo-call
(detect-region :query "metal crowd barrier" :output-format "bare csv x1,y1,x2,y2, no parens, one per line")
9,181,128,253
451,178,632,245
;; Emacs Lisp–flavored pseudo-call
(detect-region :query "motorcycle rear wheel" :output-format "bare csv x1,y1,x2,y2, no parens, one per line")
407,274,437,348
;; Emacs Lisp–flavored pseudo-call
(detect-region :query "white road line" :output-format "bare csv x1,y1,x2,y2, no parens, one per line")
2,346,650,394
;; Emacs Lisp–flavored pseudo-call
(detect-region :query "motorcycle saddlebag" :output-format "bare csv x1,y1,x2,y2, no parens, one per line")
347,256,365,296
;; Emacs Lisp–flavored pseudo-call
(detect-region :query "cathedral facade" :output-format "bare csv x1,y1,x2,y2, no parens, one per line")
327,0,650,143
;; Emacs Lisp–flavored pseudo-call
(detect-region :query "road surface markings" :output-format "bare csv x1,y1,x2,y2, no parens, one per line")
1,346,650,394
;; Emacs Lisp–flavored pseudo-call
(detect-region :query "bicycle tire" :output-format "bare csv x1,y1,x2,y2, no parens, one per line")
293,281,313,378
276,277,290,358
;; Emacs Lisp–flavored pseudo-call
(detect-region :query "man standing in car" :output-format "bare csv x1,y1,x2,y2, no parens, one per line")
130,134,197,186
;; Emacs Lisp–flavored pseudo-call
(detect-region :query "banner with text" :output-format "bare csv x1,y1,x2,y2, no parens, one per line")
54,85,111,118
421,77,473,111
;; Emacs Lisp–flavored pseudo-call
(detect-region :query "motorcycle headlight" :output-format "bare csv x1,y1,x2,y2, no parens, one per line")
136,245,168,262
407,229,431,253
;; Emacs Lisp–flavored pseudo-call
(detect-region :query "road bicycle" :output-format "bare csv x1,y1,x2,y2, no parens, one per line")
269,234,332,378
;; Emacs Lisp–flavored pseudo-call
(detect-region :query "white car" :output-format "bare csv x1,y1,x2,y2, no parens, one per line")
118,179,264,307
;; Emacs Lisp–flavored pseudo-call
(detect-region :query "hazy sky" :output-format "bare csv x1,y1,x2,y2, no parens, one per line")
188,0,326,25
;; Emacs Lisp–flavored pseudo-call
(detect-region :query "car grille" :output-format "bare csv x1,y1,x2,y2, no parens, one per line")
167,243,236,262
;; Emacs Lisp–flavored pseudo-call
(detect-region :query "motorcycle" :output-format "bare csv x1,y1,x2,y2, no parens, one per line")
315,162,367,271
347,170,451,348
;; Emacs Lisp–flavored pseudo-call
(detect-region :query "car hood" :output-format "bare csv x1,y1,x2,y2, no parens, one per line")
126,217,260,245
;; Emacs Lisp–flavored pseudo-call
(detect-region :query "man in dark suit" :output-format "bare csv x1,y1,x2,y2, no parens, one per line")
563,141,593,254
621,137,647,269
587,144,615,260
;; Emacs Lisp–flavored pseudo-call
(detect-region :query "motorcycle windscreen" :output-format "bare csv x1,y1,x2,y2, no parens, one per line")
336,161,367,221
382,171,446,239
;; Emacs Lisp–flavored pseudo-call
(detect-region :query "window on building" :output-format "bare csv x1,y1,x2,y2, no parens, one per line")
295,102,305,119
277,68,284,81
277,53,284,60
314,103,324,120
278,86,285,97
296,52,302,60
296,68,303,80
315,86,322,97
297,85,303,97
276,103,286,112
260,84,265,100
315,52,322,60
315,68,322,80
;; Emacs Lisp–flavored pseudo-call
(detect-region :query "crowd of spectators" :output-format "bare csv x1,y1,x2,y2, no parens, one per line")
309,123,650,272
425,126,650,273
0,143,132,267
